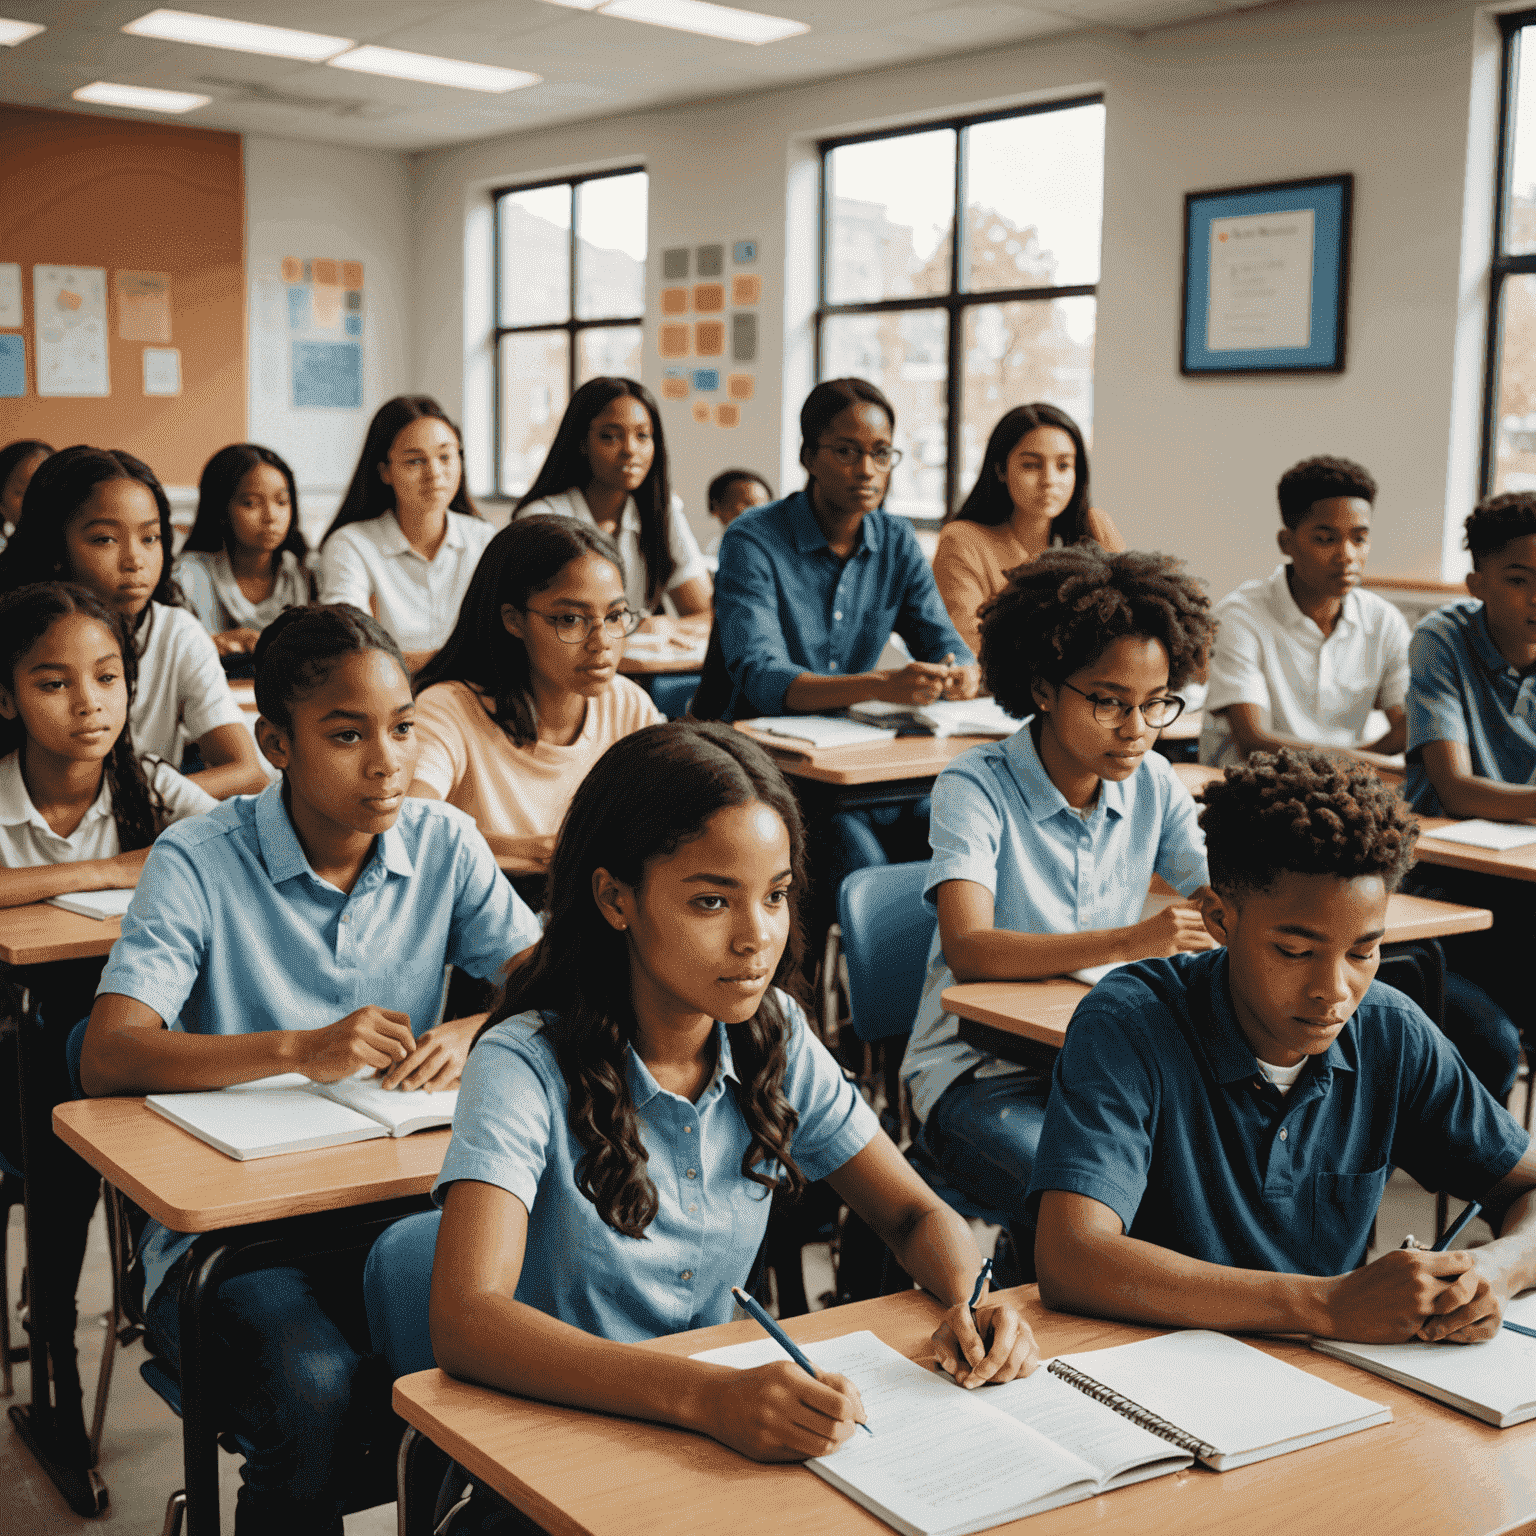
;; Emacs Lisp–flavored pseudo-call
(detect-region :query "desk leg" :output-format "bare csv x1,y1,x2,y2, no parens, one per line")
178,1237,235,1536
397,1424,452,1536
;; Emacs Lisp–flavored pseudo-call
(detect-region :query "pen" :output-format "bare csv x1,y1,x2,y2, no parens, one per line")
730,1286,873,1436
1431,1200,1483,1252
967,1258,994,1352
1504,1319,1536,1340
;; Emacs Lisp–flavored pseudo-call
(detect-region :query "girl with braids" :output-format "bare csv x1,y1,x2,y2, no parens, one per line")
426,721,1039,1472
514,376,711,618
902,545,1218,1280
0,444,266,798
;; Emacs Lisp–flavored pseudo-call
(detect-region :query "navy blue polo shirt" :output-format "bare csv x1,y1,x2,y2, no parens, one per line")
1027,949,1529,1275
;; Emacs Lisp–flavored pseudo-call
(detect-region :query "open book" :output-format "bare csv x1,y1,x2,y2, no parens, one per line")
1312,1290,1536,1427
48,887,135,920
849,697,1020,739
145,1071,457,1161
1420,819,1536,852
692,1329,1387,1536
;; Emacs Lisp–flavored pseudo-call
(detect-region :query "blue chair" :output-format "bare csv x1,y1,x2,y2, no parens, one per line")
363,1208,441,1380
648,673,700,720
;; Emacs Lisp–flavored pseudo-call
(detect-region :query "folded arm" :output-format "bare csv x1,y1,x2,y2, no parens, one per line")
1418,739,1536,821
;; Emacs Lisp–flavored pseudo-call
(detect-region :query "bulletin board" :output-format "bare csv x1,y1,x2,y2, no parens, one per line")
0,105,245,485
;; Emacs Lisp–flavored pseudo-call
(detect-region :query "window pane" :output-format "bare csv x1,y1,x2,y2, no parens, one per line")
959,297,1096,503
498,183,571,327
576,171,647,320
576,325,643,384
498,331,569,498
1489,274,1536,494
826,129,956,304
965,104,1104,292
821,309,948,520
1508,28,1536,255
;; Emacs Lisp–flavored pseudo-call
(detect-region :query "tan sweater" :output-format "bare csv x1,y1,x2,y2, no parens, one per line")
932,508,1124,659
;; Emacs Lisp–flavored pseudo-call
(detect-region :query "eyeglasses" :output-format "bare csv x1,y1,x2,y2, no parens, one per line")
1060,679,1185,729
522,607,644,644
817,441,904,469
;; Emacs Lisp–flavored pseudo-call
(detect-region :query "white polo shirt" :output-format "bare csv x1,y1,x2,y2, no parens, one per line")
0,749,214,869
317,510,497,654
516,487,708,614
132,603,246,766
1199,564,1411,768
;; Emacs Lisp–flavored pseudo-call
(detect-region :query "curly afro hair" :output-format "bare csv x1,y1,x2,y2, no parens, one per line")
1463,490,1536,567
1200,749,1418,898
1275,456,1377,529
977,546,1214,721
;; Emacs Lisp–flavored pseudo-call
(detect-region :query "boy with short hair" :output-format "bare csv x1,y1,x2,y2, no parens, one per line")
1200,456,1410,769
1030,750,1535,1343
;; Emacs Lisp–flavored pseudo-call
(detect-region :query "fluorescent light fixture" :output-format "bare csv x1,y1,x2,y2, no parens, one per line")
589,0,807,44
73,80,211,112
0,17,45,46
327,44,539,92
122,9,354,63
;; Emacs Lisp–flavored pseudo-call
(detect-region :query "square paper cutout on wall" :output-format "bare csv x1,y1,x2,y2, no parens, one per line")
715,403,740,428
696,244,724,277
345,314,362,337
692,401,711,423
292,339,362,409
662,248,690,280
0,334,25,398
142,346,180,396
115,271,171,342
341,261,364,289
731,312,757,363
660,287,689,315
661,375,689,400
286,285,311,331
727,373,754,400
691,369,719,392
311,258,340,287
344,290,362,312
732,240,757,265
730,274,761,306
658,323,690,358
694,321,725,357
693,283,725,313
312,283,344,329
280,256,303,285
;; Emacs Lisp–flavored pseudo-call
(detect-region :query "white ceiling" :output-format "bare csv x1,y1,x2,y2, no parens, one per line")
0,0,1263,152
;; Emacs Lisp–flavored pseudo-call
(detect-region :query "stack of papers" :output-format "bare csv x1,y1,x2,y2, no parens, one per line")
48,888,136,920
1421,820,1536,851
752,716,899,749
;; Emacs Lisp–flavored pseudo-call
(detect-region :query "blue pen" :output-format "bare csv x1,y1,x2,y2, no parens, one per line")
967,1257,994,1353
730,1286,873,1436
1431,1200,1483,1252
1504,1319,1536,1340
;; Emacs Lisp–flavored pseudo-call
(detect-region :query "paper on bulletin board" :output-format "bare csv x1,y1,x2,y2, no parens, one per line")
0,263,21,328
33,265,109,396
312,282,344,330
0,334,24,398
142,346,180,396
1206,208,1314,352
116,270,172,342
293,340,362,409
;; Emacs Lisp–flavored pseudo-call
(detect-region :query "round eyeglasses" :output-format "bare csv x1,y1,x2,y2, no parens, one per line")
522,607,644,644
1059,679,1185,729
817,441,904,470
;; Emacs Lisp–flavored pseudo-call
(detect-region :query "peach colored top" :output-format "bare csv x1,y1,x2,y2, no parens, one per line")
412,677,663,840
932,508,1124,659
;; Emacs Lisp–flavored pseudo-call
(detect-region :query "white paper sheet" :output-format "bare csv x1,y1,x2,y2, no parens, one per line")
0,262,22,328
33,265,109,396
1421,819,1536,851
1207,208,1315,352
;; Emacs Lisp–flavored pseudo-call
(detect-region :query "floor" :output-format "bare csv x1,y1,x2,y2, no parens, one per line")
2,1073,1526,1533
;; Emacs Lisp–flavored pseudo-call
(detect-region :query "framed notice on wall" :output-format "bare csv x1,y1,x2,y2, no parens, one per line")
1180,173,1352,376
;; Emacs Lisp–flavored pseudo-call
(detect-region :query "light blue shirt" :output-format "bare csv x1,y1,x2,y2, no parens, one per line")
434,992,879,1340
901,725,1210,1124
99,782,543,1305
1405,599,1536,814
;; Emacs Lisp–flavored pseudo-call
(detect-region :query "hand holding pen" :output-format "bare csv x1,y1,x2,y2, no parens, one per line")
930,1257,1043,1388
1401,1201,1532,1344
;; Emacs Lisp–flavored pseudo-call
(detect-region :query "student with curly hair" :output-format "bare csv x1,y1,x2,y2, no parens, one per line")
901,545,1217,1276
426,722,1040,1484
1031,749,1536,1343
1200,455,1410,768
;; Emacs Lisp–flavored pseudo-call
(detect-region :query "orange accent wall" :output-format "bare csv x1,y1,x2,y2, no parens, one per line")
0,105,245,485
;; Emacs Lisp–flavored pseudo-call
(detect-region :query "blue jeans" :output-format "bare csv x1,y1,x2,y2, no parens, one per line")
144,1251,392,1535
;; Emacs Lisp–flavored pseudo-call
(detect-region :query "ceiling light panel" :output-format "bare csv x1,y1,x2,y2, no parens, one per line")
0,17,44,46
122,9,353,62
73,80,211,112
326,44,539,92
598,0,808,43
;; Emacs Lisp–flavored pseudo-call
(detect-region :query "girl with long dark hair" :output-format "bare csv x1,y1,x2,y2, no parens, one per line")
425,721,1039,1470
0,437,52,546
515,376,711,617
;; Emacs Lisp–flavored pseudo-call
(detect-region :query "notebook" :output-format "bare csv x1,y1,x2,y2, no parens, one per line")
849,698,1020,739
48,887,135,920
1421,819,1536,851
1311,1290,1536,1427
145,1071,457,1161
751,716,899,750
692,1329,1388,1536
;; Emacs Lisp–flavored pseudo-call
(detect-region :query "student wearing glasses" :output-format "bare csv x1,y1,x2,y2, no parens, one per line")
409,517,663,888
901,547,1218,1276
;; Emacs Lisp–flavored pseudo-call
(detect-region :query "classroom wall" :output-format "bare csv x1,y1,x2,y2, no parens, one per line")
409,0,1499,601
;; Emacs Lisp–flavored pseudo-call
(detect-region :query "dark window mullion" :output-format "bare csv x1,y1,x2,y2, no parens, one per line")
945,125,968,516
1483,22,1528,495
818,282,1098,320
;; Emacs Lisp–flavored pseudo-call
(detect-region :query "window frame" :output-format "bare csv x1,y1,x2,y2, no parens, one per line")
816,94,1103,526
491,164,647,501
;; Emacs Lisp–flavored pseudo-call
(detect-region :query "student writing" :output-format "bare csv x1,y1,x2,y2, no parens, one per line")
902,546,1217,1276
176,443,313,658
409,515,663,880
0,437,52,549
515,375,711,619
426,721,1038,1488
932,403,1123,662
1030,751,1536,1344
318,396,495,671
0,446,265,799
80,604,543,1532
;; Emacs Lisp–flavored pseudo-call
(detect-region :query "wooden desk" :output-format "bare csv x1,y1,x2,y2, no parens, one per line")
618,647,707,676
0,900,121,966
392,1285,1536,1536
1414,818,1536,884
734,724,990,790
1173,761,1221,796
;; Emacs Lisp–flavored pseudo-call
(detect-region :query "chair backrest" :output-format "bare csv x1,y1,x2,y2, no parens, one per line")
66,1015,90,1101
688,621,756,723
837,862,937,1044
363,1208,442,1379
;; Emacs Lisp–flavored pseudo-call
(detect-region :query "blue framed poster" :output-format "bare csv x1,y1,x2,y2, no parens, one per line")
1181,173,1352,375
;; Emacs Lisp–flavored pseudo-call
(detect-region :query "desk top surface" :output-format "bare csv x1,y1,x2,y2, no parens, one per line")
734,725,990,785
0,900,122,966
1414,818,1536,882
393,1285,1536,1536
53,1097,448,1231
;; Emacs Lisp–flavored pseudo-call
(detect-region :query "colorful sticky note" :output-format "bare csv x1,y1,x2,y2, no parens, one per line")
696,244,724,277
0,334,24,398
694,321,725,357
691,368,719,392
311,258,340,287
731,313,757,363
691,401,711,423
292,340,362,409
660,375,689,400
727,373,754,401
280,256,303,284
344,289,362,312
658,323,690,359
662,248,690,280
715,403,740,428
732,240,757,265
660,287,689,315
312,282,344,329
286,285,312,331
693,283,725,313
341,261,364,289
731,274,761,306
345,314,362,337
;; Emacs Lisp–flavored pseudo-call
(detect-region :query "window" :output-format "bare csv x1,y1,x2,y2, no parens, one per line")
817,98,1104,523
1485,14,1536,497
493,168,648,499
